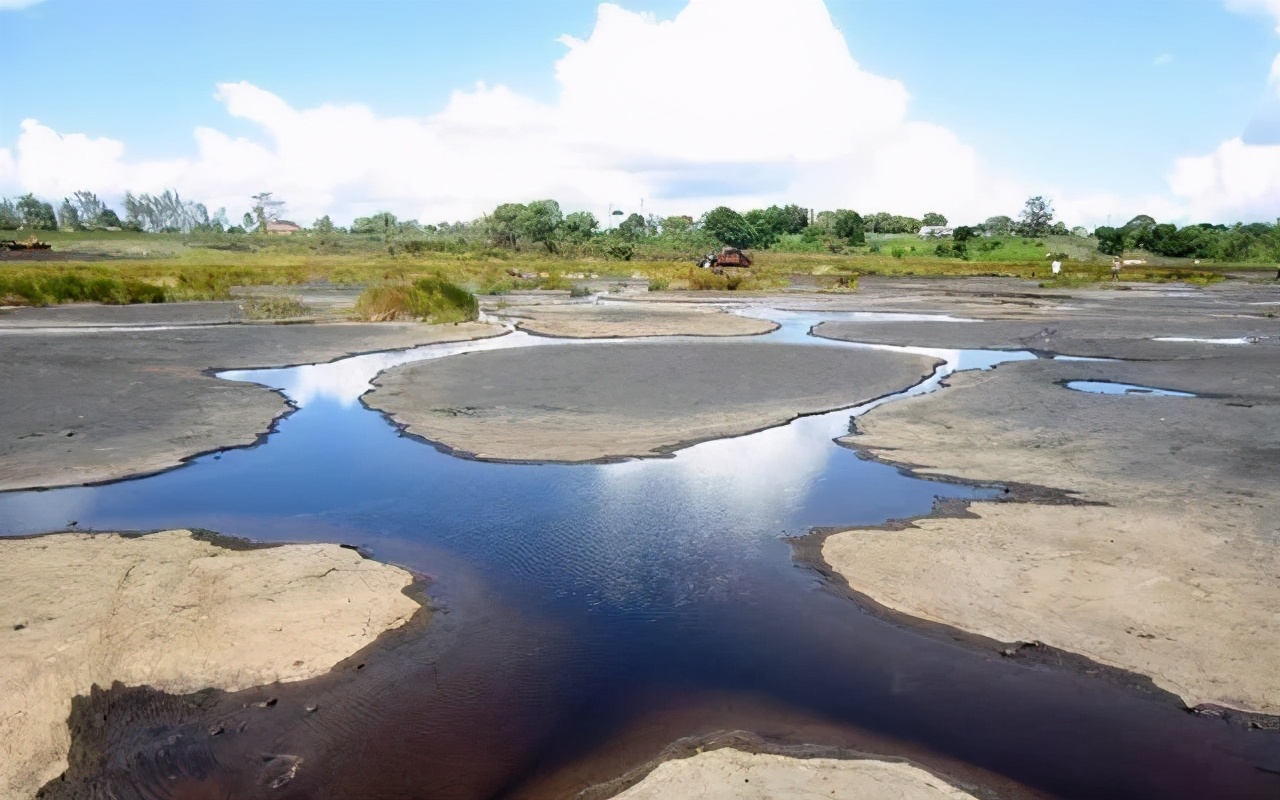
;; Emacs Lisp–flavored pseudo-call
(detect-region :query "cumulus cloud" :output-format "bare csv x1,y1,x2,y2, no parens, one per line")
1155,3,1280,221
0,0,1029,225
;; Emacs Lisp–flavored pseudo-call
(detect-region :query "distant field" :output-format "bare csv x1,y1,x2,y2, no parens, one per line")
0,229,1259,306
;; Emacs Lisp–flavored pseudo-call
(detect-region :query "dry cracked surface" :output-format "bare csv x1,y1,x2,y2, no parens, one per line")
0,317,502,490
0,529,421,799
365,341,939,462
823,347,1280,714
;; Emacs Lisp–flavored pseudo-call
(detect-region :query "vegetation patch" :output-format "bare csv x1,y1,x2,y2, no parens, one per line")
239,295,312,320
351,276,478,323
0,268,166,306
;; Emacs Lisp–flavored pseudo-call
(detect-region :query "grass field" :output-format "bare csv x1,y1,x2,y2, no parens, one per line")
0,229,1260,307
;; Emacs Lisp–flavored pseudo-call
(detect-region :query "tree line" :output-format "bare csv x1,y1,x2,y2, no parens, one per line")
5,187,1278,263
1093,215,1279,262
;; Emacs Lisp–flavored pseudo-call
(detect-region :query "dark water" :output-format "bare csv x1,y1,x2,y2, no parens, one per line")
1,311,1275,799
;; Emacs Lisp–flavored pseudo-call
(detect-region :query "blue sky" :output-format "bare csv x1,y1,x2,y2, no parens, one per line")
3,0,1279,225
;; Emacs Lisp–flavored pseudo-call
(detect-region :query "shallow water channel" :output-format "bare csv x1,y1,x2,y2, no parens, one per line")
0,310,1275,799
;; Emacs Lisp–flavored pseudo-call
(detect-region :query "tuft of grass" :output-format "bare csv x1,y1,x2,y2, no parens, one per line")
648,277,670,292
239,295,312,320
0,268,166,306
568,284,592,298
351,276,478,323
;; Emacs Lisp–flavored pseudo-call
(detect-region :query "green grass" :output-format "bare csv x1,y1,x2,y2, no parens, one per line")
350,276,479,323
239,295,313,320
0,230,1247,308
0,267,166,306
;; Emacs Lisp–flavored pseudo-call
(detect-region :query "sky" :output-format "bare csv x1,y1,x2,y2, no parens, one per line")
2,0,1280,228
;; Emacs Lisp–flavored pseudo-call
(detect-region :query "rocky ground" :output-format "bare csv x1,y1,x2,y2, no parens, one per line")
614,748,977,800
813,277,1280,714
2,277,1277,798
495,300,777,338
0,303,501,490
364,341,939,462
0,529,421,799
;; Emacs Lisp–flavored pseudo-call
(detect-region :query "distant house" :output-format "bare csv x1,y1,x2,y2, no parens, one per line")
266,220,302,235
918,225,953,238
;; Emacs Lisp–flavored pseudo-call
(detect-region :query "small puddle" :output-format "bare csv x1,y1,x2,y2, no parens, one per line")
1153,336,1258,345
0,309,1272,799
1066,380,1197,397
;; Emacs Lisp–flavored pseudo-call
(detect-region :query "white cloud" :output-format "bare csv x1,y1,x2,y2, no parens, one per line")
1225,0,1280,32
1147,5,1280,222
1153,53,1174,66
0,0,45,10
0,0,1030,226
1167,137,1280,221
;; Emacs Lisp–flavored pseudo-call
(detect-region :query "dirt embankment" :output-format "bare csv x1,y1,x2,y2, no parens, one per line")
0,530,423,799
822,348,1280,714
499,302,777,338
365,342,940,462
0,318,502,490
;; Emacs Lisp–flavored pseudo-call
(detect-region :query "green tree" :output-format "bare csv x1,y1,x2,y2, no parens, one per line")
518,199,563,252
700,206,756,249
0,199,19,229
952,225,975,243
16,194,57,230
561,211,598,242
617,211,648,239
1094,226,1124,256
661,215,694,235
742,209,778,247
68,191,113,229
922,212,947,227
983,215,1013,235
313,215,335,234
486,202,526,248
250,192,285,232
57,199,81,231
1016,196,1053,237
352,211,399,237
831,209,865,244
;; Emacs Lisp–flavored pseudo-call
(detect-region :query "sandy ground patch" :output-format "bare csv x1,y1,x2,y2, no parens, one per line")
614,748,976,800
824,353,1280,713
0,320,502,490
365,342,939,462
0,530,421,799
502,302,776,338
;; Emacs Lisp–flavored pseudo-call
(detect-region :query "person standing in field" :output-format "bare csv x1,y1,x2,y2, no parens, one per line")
1111,258,1121,281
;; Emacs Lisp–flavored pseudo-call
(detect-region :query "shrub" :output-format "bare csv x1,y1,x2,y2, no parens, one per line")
240,295,311,320
351,276,478,323
648,277,670,291
605,242,634,261
890,246,906,259
0,270,167,305
568,284,592,298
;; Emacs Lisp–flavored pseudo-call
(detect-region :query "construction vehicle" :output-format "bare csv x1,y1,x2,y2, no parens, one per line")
697,246,752,274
